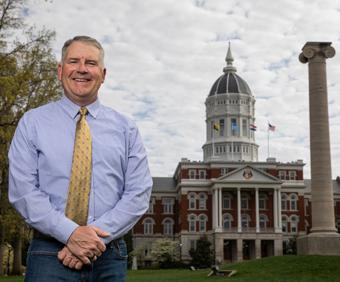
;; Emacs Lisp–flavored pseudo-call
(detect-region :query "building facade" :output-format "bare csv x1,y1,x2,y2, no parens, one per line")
132,45,340,265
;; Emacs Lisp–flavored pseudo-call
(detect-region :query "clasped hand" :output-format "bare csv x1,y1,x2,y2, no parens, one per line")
57,225,109,270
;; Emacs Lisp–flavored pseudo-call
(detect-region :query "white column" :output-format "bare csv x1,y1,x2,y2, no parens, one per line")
237,187,242,232
218,188,223,229
278,189,282,231
214,189,218,231
255,188,260,233
212,189,216,230
273,188,278,232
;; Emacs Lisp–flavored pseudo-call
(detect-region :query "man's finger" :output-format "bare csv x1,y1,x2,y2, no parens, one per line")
89,226,110,237
58,249,67,261
75,261,83,270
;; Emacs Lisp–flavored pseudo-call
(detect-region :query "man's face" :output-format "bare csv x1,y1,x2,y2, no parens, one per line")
58,41,106,106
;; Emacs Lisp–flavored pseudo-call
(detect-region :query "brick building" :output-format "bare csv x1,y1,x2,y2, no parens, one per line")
132,45,340,264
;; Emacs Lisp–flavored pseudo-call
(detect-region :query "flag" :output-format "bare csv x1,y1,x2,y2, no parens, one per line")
213,123,220,131
249,124,257,131
268,123,276,131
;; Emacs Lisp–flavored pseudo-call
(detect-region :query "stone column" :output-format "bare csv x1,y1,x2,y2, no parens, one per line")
255,188,260,233
273,188,278,232
236,239,243,262
255,239,261,259
278,190,282,230
237,187,242,232
213,189,217,230
298,42,340,255
218,188,223,229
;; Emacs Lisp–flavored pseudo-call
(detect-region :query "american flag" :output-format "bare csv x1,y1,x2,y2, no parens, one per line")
249,124,257,131
268,123,276,131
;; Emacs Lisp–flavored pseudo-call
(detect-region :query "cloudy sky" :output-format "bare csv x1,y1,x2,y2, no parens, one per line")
23,0,340,178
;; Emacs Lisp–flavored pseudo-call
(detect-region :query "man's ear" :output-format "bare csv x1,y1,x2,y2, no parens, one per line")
57,63,62,81
102,68,107,83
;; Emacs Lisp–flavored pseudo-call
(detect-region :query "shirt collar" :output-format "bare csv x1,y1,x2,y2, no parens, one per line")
59,95,101,119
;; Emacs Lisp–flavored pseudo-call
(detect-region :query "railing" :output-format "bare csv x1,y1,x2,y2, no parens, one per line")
221,227,275,233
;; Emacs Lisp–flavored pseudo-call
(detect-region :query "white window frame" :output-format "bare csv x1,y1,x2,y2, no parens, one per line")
290,194,298,211
222,194,231,210
199,170,206,179
143,218,155,235
198,214,207,232
188,214,197,232
162,197,174,214
259,193,267,210
223,213,233,230
241,214,250,228
146,197,155,214
278,171,286,180
198,193,207,210
162,218,174,236
281,193,288,211
289,171,297,180
189,169,196,179
241,195,249,210
188,193,196,210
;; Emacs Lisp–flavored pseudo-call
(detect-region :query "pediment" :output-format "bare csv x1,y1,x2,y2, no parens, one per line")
216,165,280,183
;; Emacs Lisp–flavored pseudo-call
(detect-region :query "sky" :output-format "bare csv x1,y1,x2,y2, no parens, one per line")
22,0,340,178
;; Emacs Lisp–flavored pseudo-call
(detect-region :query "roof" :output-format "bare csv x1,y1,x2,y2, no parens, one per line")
304,179,340,194
152,177,176,192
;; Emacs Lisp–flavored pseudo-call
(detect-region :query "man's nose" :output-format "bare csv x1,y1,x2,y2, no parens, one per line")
77,61,88,73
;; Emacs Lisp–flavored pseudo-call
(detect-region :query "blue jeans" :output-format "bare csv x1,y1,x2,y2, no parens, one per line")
25,238,127,282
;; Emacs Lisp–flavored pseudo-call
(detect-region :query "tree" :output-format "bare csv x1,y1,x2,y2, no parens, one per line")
0,0,61,274
189,236,213,268
150,239,180,268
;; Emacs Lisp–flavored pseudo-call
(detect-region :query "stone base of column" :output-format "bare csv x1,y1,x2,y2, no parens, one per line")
297,233,340,256
274,239,283,256
214,236,224,265
236,239,243,262
255,239,261,259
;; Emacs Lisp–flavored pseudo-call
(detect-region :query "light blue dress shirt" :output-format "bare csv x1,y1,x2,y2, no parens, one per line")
8,96,152,244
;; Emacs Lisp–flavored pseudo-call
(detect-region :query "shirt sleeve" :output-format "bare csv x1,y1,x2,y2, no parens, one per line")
90,121,153,243
8,113,78,244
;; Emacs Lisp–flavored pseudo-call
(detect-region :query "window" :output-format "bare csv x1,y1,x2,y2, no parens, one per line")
198,214,207,232
259,214,268,229
199,170,206,179
290,194,298,211
198,193,207,210
223,213,233,230
241,195,249,209
188,214,196,232
146,197,155,214
241,214,250,228
219,119,225,137
281,193,288,211
189,169,196,179
242,119,247,137
278,171,286,180
188,193,196,209
231,118,238,136
289,171,297,180
259,193,267,210
222,194,231,209
290,215,299,233
282,216,288,233
163,218,174,236
143,218,154,235
162,198,174,214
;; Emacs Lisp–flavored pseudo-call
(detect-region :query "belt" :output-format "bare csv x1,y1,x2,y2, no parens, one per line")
32,229,122,247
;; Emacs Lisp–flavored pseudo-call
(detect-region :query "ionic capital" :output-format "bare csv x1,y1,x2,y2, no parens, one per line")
299,42,335,64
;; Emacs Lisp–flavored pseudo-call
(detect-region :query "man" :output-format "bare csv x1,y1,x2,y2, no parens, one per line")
8,36,152,281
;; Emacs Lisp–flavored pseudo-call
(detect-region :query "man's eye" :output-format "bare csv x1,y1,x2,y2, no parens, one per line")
87,61,97,66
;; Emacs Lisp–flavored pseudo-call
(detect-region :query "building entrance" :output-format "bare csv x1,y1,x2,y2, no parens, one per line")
223,240,236,262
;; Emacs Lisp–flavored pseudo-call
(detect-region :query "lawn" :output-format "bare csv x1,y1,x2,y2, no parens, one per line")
1,255,340,282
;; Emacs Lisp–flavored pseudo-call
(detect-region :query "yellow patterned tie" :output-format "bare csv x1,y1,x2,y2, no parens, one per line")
65,107,92,226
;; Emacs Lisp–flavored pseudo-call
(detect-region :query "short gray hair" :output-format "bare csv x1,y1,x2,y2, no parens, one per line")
61,35,105,66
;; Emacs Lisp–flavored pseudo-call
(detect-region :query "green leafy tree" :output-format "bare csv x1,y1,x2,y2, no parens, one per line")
189,236,213,268
151,239,180,268
0,0,61,274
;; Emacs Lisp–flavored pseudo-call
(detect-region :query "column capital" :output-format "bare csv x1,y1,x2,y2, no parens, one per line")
299,42,335,64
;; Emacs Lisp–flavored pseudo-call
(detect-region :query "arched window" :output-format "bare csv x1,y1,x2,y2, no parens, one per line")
143,218,155,235
281,193,288,211
162,218,174,236
199,193,207,210
290,215,299,233
241,214,251,229
198,214,208,232
290,194,298,211
188,214,197,232
222,194,232,209
188,193,196,210
259,214,268,229
223,213,233,230
282,215,288,233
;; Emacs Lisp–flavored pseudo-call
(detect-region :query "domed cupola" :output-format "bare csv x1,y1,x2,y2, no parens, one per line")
202,43,259,162
209,43,252,96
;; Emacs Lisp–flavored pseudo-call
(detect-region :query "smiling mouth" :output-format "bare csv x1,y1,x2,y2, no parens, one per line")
73,78,91,82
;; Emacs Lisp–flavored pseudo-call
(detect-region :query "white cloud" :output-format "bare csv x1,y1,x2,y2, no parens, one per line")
24,0,340,178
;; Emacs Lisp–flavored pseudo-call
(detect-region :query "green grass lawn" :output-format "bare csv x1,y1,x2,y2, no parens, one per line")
1,255,340,282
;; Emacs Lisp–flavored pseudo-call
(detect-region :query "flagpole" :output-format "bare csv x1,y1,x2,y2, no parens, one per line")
267,127,270,159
